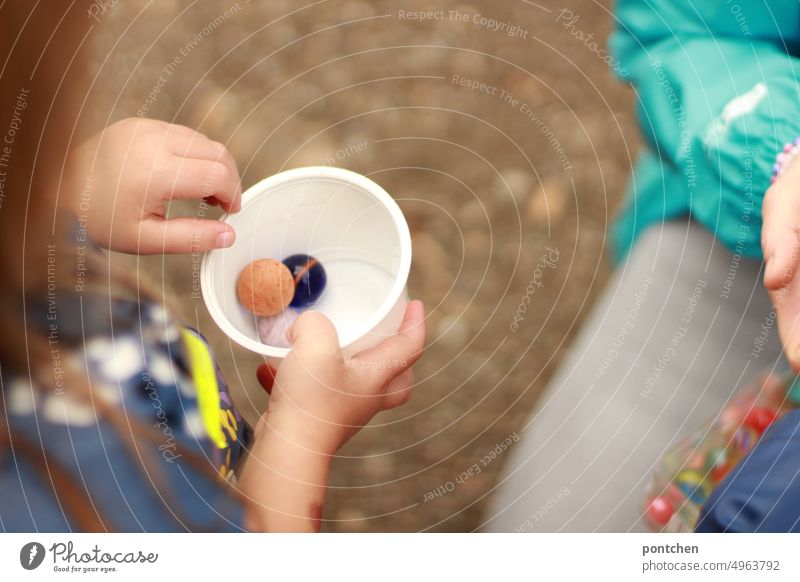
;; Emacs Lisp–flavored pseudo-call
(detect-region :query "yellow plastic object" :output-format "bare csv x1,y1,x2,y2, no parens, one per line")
181,329,226,449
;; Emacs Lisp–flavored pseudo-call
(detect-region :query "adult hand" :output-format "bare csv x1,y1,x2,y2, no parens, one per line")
762,160,800,369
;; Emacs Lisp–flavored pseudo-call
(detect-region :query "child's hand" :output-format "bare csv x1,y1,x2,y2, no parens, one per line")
263,301,426,454
240,302,425,531
762,161,800,369
66,118,241,254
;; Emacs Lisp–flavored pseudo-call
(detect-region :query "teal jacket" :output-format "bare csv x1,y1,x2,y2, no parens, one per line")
610,1,800,261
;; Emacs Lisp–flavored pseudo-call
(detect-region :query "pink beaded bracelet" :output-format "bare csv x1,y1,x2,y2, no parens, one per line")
771,137,800,183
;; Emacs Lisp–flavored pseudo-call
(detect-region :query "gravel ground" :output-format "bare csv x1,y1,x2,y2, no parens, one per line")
88,0,639,531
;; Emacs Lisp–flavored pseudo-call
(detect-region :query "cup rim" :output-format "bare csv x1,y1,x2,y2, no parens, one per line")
200,166,412,358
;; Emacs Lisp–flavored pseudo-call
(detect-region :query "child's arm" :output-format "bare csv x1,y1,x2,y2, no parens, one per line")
65,118,242,254
238,302,426,532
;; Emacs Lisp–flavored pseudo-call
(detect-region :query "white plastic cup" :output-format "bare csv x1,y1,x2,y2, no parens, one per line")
201,166,411,363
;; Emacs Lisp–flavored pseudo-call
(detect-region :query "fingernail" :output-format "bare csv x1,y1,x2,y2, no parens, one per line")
215,230,234,248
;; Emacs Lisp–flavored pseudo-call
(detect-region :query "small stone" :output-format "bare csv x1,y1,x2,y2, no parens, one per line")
334,508,368,532
339,0,376,19
527,177,568,224
291,141,336,167
451,49,487,77
464,229,489,257
190,85,241,142
237,259,295,317
436,315,469,346
458,199,488,228
495,168,532,204
412,232,451,296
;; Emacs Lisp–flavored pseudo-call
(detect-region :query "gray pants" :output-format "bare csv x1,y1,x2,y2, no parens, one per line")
483,220,784,532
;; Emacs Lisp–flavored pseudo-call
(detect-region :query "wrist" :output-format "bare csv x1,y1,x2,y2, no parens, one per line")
242,411,333,533
259,408,342,456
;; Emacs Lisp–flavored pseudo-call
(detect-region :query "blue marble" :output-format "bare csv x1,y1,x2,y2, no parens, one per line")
282,254,326,308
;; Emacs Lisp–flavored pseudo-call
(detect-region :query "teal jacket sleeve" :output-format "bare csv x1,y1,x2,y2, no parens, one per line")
610,0,800,259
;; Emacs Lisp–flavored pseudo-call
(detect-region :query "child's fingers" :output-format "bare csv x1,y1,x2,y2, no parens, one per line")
381,368,414,410
170,158,240,212
354,300,426,385
167,133,242,212
139,216,235,254
166,131,224,160
287,310,341,361
162,122,198,137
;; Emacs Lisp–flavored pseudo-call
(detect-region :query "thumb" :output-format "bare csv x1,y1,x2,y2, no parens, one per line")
763,222,800,290
762,185,800,290
139,217,235,254
769,272,800,371
287,310,340,358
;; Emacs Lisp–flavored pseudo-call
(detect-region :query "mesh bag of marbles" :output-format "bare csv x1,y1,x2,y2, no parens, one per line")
643,367,800,532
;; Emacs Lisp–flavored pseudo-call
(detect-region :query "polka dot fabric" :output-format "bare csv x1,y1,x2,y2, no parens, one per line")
1,298,250,532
